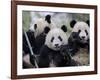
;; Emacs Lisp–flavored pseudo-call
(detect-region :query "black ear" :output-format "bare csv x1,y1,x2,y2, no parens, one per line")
45,15,51,24
86,20,90,26
70,20,76,28
61,25,67,32
44,27,50,34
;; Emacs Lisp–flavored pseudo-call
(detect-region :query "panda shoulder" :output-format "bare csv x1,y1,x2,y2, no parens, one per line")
40,45,51,55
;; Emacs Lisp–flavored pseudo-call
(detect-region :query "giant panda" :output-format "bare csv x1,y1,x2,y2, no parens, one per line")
64,20,90,66
29,14,55,38
23,15,55,55
38,25,78,68
23,15,55,68
68,20,90,56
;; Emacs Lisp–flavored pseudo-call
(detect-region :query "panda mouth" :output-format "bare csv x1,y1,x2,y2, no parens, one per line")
81,40,87,43
54,46,61,49
79,38,88,43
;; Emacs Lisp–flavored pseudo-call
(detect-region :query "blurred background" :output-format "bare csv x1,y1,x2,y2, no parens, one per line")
22,11,89,33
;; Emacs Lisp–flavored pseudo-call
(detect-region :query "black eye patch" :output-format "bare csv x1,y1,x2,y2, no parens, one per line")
34,24,37,30
85,30,88,35
78,29,81,34
51,37,54,42
58,36,62,41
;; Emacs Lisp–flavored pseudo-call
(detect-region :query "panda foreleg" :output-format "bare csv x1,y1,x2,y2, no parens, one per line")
38,55,50,68
68,41,79,56
38,45,50,68
87,39,90,53
29,54,35,66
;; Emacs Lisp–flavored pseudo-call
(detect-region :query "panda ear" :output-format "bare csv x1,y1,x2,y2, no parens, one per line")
61,25,67,32
86,20,90,26
44,27,50,34
70,20,76,28
45,15,51,24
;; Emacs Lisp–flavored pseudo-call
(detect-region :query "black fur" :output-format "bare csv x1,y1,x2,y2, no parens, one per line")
23,30,46,55
23,30,46,67
23,29,47,55
67,32,80,56
34,24,37,29
23,30,35,55
34,27,51,54
45,15,51,24
23,30,36,67
68,32,89,56
70,20,76,28
69,20,90,56
86,20,90,26
34,33,46,54
61,25,67,32
44,27,50,34
38,45,77,68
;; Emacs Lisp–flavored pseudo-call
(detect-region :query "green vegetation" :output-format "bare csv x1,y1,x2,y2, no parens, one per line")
22,11,31,31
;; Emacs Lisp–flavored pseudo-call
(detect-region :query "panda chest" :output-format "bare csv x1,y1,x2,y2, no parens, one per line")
48,51,60,67
49,59,56,67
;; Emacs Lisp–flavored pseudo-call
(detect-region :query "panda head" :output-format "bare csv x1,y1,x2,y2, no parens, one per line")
29,15,55,38
70,20,90,43
45,25,68,51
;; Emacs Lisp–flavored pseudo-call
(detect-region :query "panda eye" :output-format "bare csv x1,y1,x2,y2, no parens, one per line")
34,24,37,30
58,36,62,41
78,29,81,33
51,37,54,42
85,30,88,35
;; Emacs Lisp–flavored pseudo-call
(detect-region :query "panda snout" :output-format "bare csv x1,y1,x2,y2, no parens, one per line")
55,44,59,47
81,36,85,39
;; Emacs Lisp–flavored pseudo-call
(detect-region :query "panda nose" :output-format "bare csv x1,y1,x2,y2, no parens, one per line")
55,44,59,47
81,36,85,39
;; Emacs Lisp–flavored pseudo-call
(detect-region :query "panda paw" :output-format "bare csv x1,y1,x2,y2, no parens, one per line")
30,55,35,66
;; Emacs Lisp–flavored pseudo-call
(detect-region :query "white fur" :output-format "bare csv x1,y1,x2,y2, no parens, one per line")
30,18,56,38
45,28,68,51
72,21,90,42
